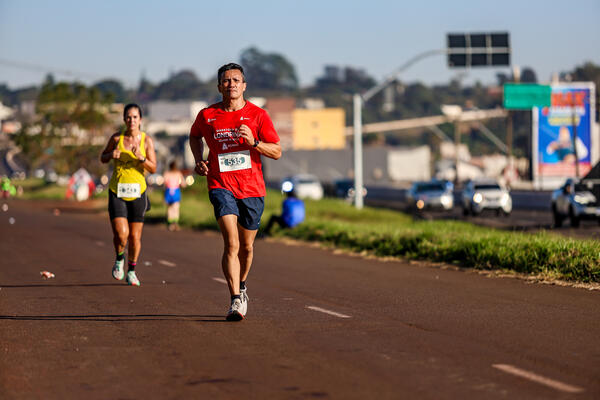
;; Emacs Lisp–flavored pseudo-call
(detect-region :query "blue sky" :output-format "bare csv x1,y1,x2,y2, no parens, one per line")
1,0,599,90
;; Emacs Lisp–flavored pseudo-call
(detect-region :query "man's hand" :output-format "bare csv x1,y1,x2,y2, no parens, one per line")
195,160,209,176
112,149,121,159
238,124,256,146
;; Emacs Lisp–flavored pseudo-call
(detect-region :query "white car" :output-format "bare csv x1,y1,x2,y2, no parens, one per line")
551,178,600,227
281,174,324,200
461,180,512,216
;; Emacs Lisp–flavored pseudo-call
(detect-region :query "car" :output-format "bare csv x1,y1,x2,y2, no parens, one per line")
461,180,512,216
280,174,324,200
551,178,600,227
333,178,368,201
406,180,454,211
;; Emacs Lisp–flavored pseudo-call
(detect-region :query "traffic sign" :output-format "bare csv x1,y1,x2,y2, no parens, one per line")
503,84,551,109
447,32,510,67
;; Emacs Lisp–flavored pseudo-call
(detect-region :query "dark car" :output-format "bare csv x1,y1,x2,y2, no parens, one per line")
333,178,367,201
406,180,454,211
551,178,600,227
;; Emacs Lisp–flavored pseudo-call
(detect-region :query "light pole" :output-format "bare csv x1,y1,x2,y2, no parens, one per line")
352,49,445,209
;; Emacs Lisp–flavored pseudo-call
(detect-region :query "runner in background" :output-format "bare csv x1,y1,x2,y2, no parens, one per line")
189,63,281,321
163,160,186,231
100,103,156,286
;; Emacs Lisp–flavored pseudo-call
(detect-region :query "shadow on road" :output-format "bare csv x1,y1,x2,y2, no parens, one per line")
0,314,226,322
1,283,125,288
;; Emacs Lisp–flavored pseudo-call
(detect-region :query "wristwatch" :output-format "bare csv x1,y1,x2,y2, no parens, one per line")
253,139,260,148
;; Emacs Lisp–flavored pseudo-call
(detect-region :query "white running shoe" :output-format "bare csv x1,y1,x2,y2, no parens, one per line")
240,287,249,316
126,271,140,286
241,286,249,302
112,259,125,281
226,298,245,321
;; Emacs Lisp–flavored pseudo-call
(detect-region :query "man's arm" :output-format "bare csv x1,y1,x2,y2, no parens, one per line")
189,135,209,175
239,124,282,160
253,141,281,160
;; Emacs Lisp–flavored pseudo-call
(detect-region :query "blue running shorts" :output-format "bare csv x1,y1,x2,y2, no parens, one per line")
208,188,264,230
164,187,181,205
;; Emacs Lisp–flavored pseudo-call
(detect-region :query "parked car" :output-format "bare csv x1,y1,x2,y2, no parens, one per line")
281,174,324,200
551,178,600,227
406,180,454,211
461,180,512,216
333,178,367,201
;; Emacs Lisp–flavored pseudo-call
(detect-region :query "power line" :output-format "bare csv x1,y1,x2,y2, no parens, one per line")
0,58,101,80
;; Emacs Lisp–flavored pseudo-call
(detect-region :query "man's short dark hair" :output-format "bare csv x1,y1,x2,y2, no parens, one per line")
218,63,245,84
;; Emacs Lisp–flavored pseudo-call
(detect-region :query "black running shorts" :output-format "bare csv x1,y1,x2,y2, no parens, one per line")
108,190,150,222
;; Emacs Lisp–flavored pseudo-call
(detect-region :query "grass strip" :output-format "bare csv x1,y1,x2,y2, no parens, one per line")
17,178,600,283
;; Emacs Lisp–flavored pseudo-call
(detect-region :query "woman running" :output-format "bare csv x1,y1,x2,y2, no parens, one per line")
100,103,156,286
163,160,186,231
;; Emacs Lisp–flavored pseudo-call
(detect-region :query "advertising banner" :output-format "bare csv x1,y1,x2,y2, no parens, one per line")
533,82,596,187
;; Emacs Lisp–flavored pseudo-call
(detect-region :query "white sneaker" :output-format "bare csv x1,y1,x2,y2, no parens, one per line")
112,259,125,281
226,298,245,321
240,287,249,316
126,271,140,286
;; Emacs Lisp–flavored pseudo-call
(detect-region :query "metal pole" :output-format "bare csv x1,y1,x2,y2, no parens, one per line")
571,99,580,178
353,93,364,209
351,49,445,209
454,121,460,184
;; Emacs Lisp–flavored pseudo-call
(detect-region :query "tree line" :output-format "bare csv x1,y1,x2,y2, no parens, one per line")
1,46,599,176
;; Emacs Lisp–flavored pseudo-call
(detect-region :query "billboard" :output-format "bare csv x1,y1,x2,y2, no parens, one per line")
532,82,597,188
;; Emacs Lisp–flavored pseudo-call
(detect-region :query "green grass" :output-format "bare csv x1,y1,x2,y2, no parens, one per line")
14,178,68,200
16,178,600,283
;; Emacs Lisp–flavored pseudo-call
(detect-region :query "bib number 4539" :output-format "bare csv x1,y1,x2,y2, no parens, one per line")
117,183,141,198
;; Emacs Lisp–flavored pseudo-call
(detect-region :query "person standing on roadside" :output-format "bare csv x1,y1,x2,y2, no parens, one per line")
100,103,157,286
189,63,281,321
163,160,186,231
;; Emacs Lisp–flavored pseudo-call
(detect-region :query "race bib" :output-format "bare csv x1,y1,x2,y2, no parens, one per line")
117,183,141,198
218,150,251,172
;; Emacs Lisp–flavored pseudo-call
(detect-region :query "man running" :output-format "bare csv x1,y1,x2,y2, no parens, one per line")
189,63,281,321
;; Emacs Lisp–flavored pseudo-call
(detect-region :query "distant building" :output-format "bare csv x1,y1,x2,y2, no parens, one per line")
265,97,295,150
145,100,207,136
292,108,345,150
147,100,207,122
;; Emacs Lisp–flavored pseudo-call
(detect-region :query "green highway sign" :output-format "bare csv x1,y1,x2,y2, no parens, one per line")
503,83,552,110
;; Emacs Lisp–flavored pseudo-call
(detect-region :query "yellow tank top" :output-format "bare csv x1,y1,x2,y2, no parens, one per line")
108,132,148,201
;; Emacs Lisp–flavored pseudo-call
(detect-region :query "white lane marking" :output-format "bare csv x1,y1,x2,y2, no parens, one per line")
212,277,227,284
492,364,584,394
306,306,351,319
158,259,176,268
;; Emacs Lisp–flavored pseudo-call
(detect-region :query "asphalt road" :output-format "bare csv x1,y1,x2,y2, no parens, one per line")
365,197,600,241
1,199,599,399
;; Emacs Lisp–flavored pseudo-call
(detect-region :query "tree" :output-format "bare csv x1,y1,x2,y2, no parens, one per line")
152,70,213,100
569,62,600,121
14,79,117,176
240,47,298,92
93,79,126,102
520,67,538,83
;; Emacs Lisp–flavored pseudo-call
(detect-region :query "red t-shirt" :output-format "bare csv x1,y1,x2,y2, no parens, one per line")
190,101,280,199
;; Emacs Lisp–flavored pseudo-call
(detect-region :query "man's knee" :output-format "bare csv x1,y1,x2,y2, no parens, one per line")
224,238,240,255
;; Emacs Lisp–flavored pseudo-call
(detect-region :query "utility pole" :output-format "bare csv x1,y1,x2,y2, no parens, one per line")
352,49,445,209
454,120,461,184
353,93,364,209
572,98,580,178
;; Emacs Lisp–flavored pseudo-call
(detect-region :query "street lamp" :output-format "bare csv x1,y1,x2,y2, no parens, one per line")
352,49,446,209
